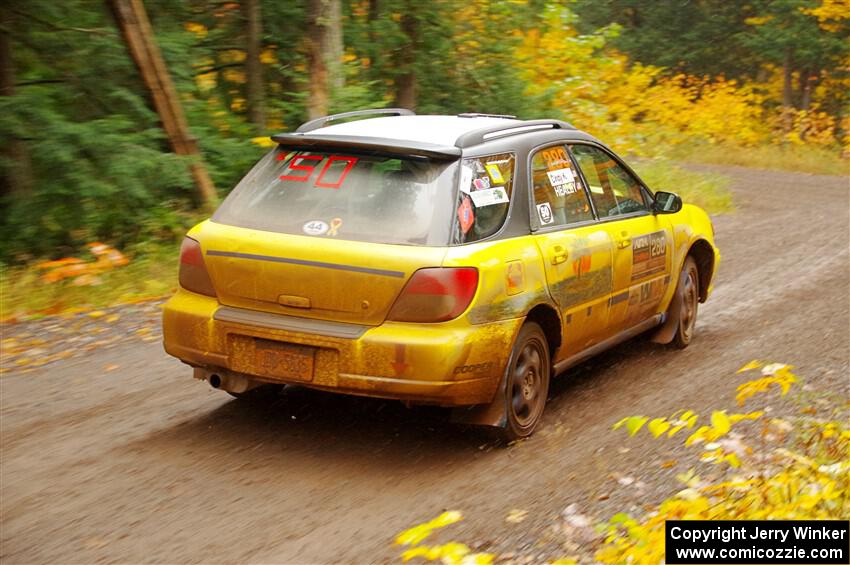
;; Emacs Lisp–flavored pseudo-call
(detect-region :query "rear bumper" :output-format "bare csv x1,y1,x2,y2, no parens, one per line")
162,289,522,406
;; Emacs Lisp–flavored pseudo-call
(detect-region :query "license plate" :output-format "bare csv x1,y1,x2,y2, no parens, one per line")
254,339,315,382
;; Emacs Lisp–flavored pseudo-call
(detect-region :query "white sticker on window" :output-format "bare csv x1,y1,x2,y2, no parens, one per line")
554,182,579,197
460,165,474,194
547,167,574,187
302,220,329,236
537,202,554,225
469,187,509,207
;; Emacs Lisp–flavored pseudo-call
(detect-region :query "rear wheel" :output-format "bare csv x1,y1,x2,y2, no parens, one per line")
671,256,700,349
499,322,550,442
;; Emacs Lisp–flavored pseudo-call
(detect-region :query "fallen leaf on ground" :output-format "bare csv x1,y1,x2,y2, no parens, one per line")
505,509,528,523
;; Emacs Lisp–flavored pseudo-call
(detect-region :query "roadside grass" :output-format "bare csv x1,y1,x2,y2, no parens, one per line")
667,142,849,176
633,160,735,214
0,242,179,323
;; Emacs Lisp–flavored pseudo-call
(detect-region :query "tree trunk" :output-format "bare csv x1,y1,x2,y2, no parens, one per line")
368,0,379,49
108,0,217,209
306,0,329,119
781,48,794,134
242,0,265,134
326,0,344,92
366,0,381,78
799,70,813,111
0,9,33,197
393,10,417,110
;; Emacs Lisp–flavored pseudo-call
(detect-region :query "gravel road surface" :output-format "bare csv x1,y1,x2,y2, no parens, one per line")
1,165,848,564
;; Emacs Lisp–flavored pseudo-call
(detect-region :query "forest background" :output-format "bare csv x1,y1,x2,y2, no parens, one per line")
1,0,848,313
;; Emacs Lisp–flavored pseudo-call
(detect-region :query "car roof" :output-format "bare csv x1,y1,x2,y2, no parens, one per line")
271,112,589,159
309,115,526,146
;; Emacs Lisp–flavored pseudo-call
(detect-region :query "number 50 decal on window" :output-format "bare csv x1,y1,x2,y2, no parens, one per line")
280,154,359,189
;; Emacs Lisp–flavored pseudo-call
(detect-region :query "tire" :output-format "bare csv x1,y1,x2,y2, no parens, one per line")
671,256,700,349
498,322,551,442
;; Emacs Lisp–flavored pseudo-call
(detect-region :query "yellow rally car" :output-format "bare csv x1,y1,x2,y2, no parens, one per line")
163,109,719,440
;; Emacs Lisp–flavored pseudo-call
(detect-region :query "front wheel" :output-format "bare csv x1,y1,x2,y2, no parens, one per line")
499,322,551,442
671,256,700,349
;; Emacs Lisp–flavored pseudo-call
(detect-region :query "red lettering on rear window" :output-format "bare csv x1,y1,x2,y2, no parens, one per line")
280,155,322,182
279,154,358,188
315,156,358,189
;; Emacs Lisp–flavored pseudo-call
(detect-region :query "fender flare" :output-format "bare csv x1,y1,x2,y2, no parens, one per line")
652,251,695,344
450,302,558,428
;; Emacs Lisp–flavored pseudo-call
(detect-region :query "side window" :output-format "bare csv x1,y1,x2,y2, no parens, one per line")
453,153,515,244
569,145,648,217
530,145,594,228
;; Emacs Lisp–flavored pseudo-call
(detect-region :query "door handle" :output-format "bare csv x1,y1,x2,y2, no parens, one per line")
617,238,632,249
552,245,568,265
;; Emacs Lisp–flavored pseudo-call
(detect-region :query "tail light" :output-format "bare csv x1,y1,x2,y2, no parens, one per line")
178,237,217,297
387,267,478,323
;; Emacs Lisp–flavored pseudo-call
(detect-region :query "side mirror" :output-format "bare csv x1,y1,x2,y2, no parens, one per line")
653,191,682,214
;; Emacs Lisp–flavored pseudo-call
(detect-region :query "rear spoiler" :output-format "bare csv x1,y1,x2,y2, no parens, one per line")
269,133,462,161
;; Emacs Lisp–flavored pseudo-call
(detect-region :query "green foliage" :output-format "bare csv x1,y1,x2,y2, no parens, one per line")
573,0,761,79
0,0,846,266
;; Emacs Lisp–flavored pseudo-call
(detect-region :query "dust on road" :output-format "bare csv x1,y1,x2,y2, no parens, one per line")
1,165,848,564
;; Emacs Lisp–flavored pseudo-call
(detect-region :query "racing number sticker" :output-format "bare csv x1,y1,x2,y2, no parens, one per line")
280,155,359,188
302,220,329,236
537,202,554,225
540,146,570,171
631,230,667,280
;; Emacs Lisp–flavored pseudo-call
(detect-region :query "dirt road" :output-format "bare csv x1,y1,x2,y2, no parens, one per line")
2,165,848,564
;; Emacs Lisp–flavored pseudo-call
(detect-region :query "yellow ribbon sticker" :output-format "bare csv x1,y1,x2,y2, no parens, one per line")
327,217,343,236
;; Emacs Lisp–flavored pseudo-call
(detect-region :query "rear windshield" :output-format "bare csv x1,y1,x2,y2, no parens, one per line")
213,147,459,245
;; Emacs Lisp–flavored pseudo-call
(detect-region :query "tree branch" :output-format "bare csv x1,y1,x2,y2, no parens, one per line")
15,78,67,87
194,61,243,75
11,9,113,36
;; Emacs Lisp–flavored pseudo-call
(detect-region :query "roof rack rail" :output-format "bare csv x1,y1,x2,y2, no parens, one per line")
455,118,575,148
457,112,517,119
270,133,461,160
296,108,415,133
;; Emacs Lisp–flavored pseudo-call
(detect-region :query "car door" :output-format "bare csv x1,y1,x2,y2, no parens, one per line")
530,144,615,361
569,144,673,335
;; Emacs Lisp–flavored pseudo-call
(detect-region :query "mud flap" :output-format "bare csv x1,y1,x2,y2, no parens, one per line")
651,265,686,344
449,372,508,428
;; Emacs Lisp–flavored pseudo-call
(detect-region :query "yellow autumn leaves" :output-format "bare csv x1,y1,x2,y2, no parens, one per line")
514,5,847,155
396,361,848,564
395,511,494,564
735,361,797,405
613,361,797,468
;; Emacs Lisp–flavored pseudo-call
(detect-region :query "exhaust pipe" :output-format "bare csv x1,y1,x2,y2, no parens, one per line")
194,368,259,394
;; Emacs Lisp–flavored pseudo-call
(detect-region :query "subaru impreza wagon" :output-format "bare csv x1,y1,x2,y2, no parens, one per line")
162,109,719,440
